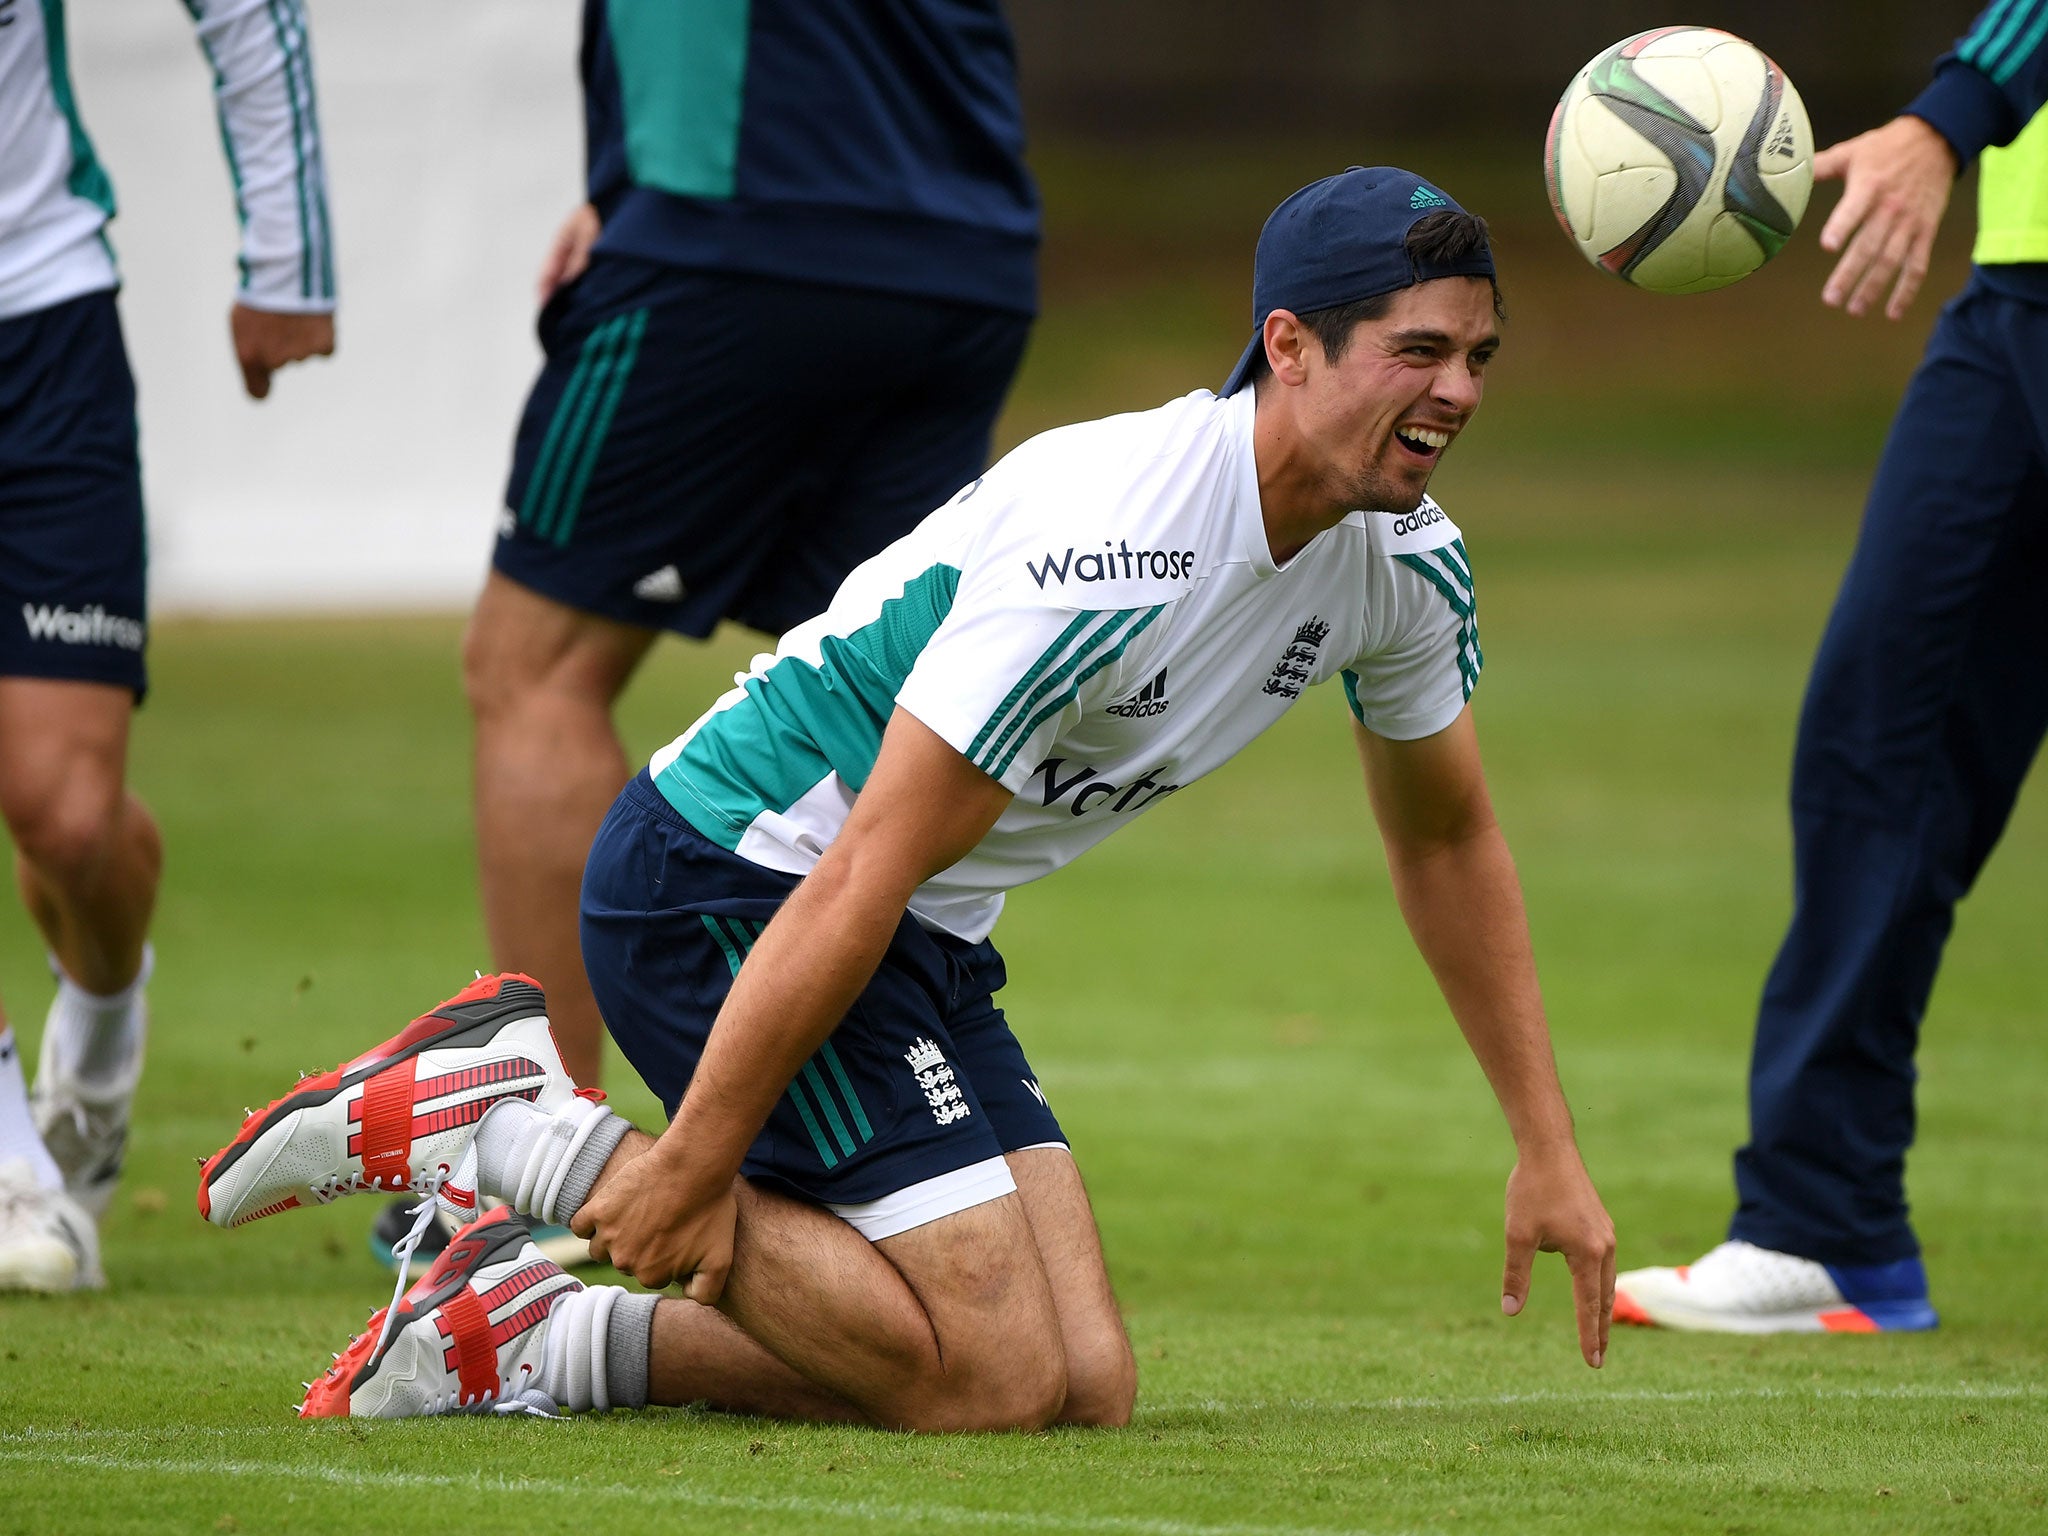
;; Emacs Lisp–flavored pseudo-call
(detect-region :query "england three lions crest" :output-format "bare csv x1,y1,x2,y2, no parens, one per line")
1263,617,1329,699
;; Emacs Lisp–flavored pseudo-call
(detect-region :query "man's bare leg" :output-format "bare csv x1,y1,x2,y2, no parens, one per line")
0,679,159,994
1004,1146,1137,1426
585,1131,1072,1431
464,573,655,1085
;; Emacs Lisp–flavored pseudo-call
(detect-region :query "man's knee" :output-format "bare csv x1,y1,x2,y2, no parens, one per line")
0,757,126,884
888,1338,1068,1434
462,574,650,724
1058,1324,1137,1428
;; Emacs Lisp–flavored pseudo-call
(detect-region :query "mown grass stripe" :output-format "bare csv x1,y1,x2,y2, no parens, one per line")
820,1040,873,1141
521,317,617,532
0,1447,1381,1536
967,611,1096,763
551,306,649,548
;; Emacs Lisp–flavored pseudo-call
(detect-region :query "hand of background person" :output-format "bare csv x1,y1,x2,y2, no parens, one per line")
573,1137,738,1304
538,202,601,307
1813,114,1959,321
230,304,334,400
1500,1146,1615,1368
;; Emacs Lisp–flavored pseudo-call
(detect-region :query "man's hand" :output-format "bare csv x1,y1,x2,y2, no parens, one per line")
1814,114,1959,320
573,1139,737,1304
539,203,601,307
230,304,334,400
1501,1147,1615,1369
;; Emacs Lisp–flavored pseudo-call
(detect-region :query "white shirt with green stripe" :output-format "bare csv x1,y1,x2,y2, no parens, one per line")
0,0,335,322
650,387,1480,942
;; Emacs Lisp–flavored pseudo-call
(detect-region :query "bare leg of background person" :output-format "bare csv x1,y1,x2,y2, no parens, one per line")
0,679,160,997
464,573,655,1086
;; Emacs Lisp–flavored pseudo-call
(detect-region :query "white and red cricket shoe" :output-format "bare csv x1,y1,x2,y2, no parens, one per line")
197,973,590,1230
301,1206,580,1418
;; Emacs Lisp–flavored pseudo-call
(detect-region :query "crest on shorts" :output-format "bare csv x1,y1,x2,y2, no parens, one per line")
905,1037,972,1126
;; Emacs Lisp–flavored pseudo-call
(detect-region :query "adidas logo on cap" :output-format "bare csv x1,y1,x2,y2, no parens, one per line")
1409,185,1450,210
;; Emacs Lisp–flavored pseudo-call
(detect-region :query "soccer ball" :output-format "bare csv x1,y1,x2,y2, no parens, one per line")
1545,27,1813,294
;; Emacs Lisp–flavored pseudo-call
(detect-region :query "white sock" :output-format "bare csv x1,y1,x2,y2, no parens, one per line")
538,1284,657,1412
44,946,152,1093
0,1028,65,1192
471,1095,630,1226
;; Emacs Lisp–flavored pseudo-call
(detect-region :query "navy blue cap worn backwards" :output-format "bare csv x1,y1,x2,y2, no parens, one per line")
1220,167,1494,397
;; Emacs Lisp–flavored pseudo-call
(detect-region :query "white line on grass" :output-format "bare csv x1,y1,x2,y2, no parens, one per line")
0,1448,1414,1536
1153,1381,2047,1413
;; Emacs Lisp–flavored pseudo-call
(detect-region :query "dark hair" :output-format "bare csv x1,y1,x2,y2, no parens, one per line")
1245,210,1504,390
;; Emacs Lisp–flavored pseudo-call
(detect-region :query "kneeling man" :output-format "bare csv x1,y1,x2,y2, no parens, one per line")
200,168,1615,1428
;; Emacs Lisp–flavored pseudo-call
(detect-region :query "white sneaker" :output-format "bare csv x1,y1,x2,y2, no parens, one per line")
301,1207,579,1418
0,1158,103,1292
1614,1240,1938,1333
198,973,588,1230
30,965,147,1220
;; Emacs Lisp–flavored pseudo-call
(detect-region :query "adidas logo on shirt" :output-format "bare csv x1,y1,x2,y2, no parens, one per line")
1105,666,1170,718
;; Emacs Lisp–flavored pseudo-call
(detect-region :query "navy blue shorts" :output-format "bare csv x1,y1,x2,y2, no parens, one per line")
581,773,1064,1227
497,257,1030,638
0,291,147,696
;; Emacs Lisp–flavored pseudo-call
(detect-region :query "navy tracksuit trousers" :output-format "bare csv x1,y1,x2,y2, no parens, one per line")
1728,273,2048,1267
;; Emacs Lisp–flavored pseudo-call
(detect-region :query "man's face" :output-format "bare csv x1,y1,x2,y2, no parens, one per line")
1287,276,1498,516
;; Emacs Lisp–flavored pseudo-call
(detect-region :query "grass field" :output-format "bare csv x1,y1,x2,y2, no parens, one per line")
4,480,2044,1533
4,147,2046,1535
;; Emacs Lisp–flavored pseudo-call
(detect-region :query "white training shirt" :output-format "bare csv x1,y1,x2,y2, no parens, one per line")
0,0,335,321
650,387,1481,942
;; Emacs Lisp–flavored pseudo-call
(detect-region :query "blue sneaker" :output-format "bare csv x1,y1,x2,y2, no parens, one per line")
1615,1241,1938,1333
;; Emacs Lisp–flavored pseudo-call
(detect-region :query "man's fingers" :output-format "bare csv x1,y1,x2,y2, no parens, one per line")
1600,1241,1616,1364
1501,1230,1533,1317
1817,173,1873,255
1811,139,1852,183
239,357,272,400
1884,229,1936,321
1844,218,1912,317
1568,1243,1607,1368
1822,212,1890,310
682,1262,728,1307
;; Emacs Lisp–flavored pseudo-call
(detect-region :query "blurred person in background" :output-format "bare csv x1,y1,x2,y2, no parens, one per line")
403,0,1039,1270
1616,4,2048,1334
0,0,334,1292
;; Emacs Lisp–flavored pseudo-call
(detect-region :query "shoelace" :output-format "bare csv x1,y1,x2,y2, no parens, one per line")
366,1141,482,1360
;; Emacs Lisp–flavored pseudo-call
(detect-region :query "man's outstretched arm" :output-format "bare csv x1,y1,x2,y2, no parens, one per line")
1354,706,1615,1368
576,710,1013,1297
184,0,337,395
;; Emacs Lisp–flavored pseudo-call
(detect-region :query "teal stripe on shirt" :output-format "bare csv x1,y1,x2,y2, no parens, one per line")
975,608,1149,775
606,0,752,199
1993,4,2048,82
1962,0,2026,66
989,605,1165,779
